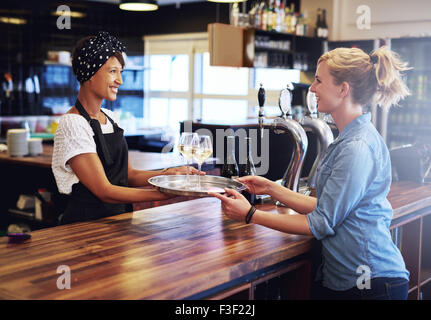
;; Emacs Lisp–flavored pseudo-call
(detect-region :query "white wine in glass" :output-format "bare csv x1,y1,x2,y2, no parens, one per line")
178,132,198,186
192,135,212,190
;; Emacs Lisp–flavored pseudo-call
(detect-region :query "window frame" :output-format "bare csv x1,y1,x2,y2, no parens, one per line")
143,32,301,128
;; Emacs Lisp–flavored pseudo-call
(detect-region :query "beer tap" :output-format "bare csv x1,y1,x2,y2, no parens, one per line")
257,84,308,194
299,89,334,194
258,83,265,140
278,82,294,121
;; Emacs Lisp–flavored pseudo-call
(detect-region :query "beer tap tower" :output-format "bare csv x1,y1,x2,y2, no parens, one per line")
258,84,308,194
299,89,334,195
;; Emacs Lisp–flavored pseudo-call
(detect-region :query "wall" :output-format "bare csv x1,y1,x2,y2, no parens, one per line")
302,0,431,41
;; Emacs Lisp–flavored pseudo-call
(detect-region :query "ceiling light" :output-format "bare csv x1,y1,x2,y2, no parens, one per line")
0,16,27,25
207,0,247,3
51,11,86,18
119,1,159,11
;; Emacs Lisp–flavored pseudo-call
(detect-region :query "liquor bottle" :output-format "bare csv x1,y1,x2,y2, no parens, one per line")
254,1,262,29
262,1,268,31
321,9,329,38
271,0,278,32
221,136,239,179
315,8,322,37
289,4,296,34
267,0,273,31
284,4,291,33
238,137,257,204
276,0,285,33
296,13,304,36
231,2,239,27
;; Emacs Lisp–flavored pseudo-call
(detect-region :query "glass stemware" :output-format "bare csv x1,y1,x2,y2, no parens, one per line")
192,135,212,190
178,132,198,186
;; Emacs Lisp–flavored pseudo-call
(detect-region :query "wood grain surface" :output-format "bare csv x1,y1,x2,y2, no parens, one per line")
1,172,430,299
0,198,313,300
388,181,431,220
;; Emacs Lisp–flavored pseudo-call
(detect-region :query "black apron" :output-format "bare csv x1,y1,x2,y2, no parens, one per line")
60,100,132,224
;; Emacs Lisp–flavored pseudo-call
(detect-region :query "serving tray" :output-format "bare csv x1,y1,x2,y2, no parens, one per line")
148,175,246,197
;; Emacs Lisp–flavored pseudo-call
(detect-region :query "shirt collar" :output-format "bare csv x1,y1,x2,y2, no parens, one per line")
333,113,371,142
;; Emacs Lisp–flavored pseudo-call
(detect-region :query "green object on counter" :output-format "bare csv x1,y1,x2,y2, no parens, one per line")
30,133,54,140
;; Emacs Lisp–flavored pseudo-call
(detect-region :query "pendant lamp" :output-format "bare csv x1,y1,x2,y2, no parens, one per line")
207,0,247,3
119,0,158,11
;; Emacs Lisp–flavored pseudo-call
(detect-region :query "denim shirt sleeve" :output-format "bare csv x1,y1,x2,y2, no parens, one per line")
307,140,375,240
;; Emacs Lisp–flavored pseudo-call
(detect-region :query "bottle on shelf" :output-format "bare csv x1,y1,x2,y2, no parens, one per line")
315,8,322,37
321,8,329,38
267,0,273,31
295,13,305,36
238,137,256,204
230,2,240,27
276,0,285,33
221,136,239,179
262,1,268,31
289,3,296,34
271,0,278,32
284,3,291,33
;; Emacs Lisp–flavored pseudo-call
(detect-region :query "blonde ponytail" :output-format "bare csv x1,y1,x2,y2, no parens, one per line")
318,46,411,108
371,46,411,107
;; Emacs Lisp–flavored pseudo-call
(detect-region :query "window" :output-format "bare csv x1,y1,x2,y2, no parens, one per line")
200,53,248,96
149,55,189,92
144,33,305,142
254,68,300,90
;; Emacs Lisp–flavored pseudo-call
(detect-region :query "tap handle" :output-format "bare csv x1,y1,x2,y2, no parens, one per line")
258,83,265,107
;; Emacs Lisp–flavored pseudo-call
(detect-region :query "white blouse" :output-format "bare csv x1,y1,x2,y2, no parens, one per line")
51,108,120,195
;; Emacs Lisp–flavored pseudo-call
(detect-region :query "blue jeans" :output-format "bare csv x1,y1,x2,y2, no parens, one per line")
311,277,409,300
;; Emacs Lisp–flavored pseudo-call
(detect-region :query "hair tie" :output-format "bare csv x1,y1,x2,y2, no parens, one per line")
72,31,126,83
370,55,378,65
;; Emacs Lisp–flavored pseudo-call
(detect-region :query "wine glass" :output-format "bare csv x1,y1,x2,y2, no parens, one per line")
178,132,198,186
306,89,318,117
192,135,213,190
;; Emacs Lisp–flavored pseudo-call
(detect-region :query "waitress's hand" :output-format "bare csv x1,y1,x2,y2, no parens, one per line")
208,188,251,222
237,176,273,196
166,166,205,175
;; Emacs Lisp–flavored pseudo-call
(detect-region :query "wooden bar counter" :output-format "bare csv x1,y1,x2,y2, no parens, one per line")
0,144,187,171
1,181,431,300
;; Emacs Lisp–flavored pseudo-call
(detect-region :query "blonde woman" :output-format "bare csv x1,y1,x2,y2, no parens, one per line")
210,46,411,300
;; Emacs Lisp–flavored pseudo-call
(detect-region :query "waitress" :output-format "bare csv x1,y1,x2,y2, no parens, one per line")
52,31,198,224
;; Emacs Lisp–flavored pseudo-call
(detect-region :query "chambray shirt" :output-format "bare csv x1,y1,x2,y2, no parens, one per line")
307,113,409,291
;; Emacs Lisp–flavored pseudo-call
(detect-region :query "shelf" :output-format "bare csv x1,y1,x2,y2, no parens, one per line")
8,208,36,220
254,29,318,40
254,47,293,54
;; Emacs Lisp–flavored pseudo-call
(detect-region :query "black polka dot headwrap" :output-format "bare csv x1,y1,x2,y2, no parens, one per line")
72,31,126,83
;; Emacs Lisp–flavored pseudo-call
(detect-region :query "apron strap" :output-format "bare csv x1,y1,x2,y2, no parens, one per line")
74,99,114,166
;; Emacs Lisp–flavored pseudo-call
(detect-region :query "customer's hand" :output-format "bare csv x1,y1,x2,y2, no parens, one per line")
237,176,273,195
166,166,204,175
208,188,251,222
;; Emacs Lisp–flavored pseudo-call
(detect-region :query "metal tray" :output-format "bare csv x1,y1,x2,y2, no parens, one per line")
148,175,246,197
